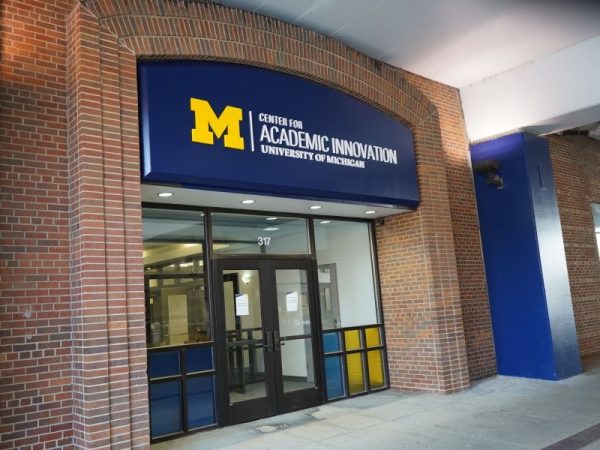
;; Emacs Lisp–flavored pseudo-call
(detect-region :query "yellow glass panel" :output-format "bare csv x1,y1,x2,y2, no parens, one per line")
365,327,381,347
368,350,385,389
346,353,365,394
344,330,362,351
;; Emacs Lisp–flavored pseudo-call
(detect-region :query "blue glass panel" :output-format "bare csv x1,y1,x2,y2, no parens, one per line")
186,346,213,373
324,356,345,399
148,351,180,379
150,381,182,437
322,332,340,353
187,376,216,429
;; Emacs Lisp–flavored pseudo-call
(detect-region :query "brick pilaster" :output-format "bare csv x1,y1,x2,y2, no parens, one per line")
404,73,496,380
66,3,148,448
376,112,470,392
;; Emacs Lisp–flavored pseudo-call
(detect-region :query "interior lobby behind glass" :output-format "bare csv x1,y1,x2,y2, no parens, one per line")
143,209,209,347
314,219,387,398
314,220,379,329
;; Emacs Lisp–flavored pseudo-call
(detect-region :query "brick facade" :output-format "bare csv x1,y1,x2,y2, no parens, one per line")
1,0,495,448
549,135,600,356
65,5,148,449
1,1,74,448
403,73,496,380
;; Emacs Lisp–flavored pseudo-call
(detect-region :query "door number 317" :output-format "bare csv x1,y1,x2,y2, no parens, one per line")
258,236,271,246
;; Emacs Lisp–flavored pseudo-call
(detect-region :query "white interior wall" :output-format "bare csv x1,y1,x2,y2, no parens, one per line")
315,224,378,327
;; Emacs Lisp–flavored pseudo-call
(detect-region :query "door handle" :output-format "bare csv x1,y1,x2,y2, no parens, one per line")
263,330,274,352
273,330,285,351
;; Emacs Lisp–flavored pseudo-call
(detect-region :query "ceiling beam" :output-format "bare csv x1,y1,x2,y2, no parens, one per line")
461,35,600,142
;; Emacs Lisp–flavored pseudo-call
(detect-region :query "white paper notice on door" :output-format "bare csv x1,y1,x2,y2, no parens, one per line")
286,291,299,312
235,294,249,316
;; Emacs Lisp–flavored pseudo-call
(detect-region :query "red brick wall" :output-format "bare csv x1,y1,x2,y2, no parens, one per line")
403,74,496,379
1,1,74,449
65,5,148,448
1,0,489,447
375,111,471,392
549,135,600,356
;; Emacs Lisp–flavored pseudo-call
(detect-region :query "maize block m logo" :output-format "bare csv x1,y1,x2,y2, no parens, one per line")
190,98,245,150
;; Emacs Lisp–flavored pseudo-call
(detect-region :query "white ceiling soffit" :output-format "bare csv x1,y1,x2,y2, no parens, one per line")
218,0,600,142
218,0,600,88
590,123,600,140
462,34,600,142
142,184,411,219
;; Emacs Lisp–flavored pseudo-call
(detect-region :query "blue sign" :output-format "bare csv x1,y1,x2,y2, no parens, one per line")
139,61,418,207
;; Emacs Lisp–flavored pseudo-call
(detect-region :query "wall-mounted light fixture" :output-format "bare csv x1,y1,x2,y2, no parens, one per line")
473,159,503,189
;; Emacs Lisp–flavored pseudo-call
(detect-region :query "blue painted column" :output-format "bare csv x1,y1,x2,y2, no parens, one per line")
471,133,581,380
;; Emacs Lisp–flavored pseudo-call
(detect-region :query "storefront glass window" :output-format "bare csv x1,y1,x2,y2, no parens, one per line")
212,213,310,255
143,208,209,347
592,204,600,258
144,208,217,439
143,207,387,434
315,220,379,329
316,220,387,399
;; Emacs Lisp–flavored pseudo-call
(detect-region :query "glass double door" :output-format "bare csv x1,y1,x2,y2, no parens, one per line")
214,259,322,425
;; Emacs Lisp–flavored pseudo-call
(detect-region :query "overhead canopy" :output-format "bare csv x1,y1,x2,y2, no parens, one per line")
219,0,600,142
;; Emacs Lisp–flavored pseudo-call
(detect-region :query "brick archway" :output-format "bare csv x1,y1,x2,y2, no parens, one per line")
66,1,470,447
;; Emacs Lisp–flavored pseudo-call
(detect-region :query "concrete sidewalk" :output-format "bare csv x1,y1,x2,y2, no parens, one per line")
153,354,600,450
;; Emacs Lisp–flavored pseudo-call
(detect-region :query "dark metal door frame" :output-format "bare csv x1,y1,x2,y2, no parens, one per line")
212,257,324,425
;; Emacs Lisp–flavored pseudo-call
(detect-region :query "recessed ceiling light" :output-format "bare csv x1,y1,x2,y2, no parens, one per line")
157,192,173,198
320,220,331,224
241,199,255,205
309,205,322,210
365,210,376,215
266,217,278,221
263,227,279,231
